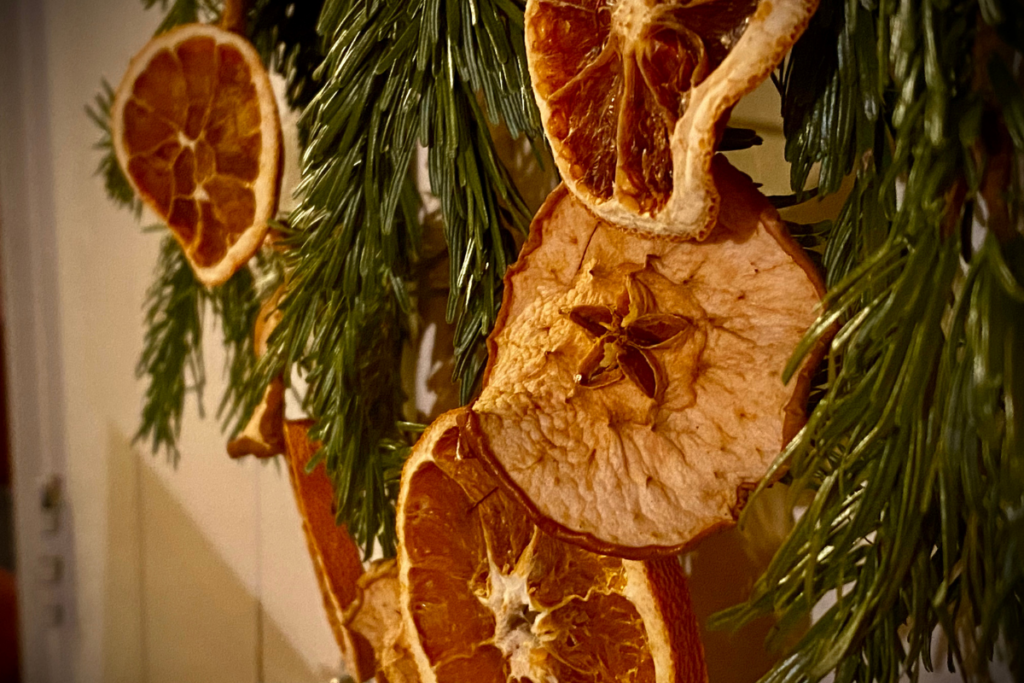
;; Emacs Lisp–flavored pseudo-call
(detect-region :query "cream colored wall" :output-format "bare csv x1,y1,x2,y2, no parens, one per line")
22,0,342,680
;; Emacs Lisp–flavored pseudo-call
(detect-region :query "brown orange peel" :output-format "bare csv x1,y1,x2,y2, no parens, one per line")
227,285,286,459
283,421,419,682
226,377,286,459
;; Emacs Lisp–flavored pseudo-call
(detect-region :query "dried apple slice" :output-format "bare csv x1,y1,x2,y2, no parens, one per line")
463,157,826,558
526,0,818,239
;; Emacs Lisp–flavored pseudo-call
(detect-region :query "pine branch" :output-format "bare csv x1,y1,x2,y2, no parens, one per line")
212,258,262,437
248,0,328,112
86,81,141,217
135,236,208,462
142,0,219,33
135,236,263,460
249,0,540,556
714,0,1024,680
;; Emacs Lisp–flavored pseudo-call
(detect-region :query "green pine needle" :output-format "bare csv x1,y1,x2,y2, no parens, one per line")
134,236,208,462
86,80,141,217
246,0,540,557
715,0,1024,680
248,0,328,112
142,0,218,33
134,236,262,461
212,257,263,437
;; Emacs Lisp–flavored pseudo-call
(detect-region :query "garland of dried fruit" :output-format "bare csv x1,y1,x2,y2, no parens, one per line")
92,0,1024,680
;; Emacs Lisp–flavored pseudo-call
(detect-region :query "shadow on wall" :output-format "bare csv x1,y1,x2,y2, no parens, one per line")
102,425,333,683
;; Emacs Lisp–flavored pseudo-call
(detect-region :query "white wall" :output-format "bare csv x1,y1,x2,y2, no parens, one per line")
1,0,342,680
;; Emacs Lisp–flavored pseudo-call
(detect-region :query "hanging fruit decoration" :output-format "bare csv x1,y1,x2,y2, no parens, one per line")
527,0,818,239
454,0,826,559
283,421,420,682
111,19,282,286
106,0,827,675
227,285,286,459
463,158,825,557
396,411,707,683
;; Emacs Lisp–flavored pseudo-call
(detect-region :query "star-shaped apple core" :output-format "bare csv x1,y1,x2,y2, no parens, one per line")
568,275,692,400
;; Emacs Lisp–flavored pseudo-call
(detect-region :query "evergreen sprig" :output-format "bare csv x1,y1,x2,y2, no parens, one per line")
135,236,261,461
248,0,327,112
713,0,1024,680
142,0,219,34
246,0,540,556
93,0,330,457
135,236,207,462
212,257,263,436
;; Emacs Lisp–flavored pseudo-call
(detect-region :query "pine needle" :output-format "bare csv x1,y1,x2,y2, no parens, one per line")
715,0,1024,680
243,0,540,557
85,80,140,217
134,236,262,461
248,0,328,112
134,237,208,462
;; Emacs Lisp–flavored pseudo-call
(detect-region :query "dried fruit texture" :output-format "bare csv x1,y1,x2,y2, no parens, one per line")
228,286,285,458
112,24,282,286
526,0,817,239
282,421,370,677
378,625,424,683
348,560,424,683
464,157,825,557
284,421,421,681
397,410,707,683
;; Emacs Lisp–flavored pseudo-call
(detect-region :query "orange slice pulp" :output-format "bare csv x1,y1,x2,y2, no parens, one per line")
526,0,818,239
112,23,281,286
397,410,707,682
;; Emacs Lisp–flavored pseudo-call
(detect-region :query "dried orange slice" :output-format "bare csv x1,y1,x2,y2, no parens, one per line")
112,24,282,286
526,0,817,239
282,421,372,677
284,421,422,682
397,410,707,682
463,157,825,557
228,285,286,459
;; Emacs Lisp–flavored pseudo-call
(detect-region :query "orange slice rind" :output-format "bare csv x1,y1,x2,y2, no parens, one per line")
397,410,707,682
112,23,282,286
526,0,818,240
463,157,825,558
228,285,286,459
226,377,285,458
284,420,422,681
282,420,375,679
